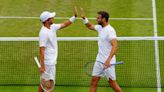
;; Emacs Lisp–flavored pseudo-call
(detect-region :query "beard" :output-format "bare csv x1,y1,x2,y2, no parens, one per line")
98,22,102,25
49,21,53,25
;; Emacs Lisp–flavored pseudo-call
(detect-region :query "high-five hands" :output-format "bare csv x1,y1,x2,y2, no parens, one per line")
80,8,86,19
74,5,78,17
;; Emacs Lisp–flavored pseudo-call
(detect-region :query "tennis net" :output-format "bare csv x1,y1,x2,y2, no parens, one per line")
0,37,163,88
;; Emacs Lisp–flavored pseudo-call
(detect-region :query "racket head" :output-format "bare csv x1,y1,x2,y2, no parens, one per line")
34,57,55,92
84,61,124,77
84,61,95,76
84,61,105,77
40,72,55,92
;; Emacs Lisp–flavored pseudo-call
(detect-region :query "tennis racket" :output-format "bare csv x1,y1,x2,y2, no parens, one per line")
34,57,54,92
84,61,124,77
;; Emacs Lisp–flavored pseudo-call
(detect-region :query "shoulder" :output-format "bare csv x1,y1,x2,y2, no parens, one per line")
39,27,48,36
108,25,116,32
106,25,116,35
95,25,102,29
51,24,61,29
94,25,102,31
106,25,117,38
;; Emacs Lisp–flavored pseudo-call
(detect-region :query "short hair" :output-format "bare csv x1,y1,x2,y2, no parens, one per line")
97,11,109,22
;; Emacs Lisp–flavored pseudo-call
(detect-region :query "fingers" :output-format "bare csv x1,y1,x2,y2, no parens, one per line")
104,65,108,69
39,67,45,74
80,7,85,19
80,7,84,18
80,7,84,12
104,63,110,69
74,5,78,17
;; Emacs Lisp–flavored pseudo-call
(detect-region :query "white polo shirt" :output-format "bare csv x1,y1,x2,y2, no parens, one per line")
94,24,117,64
39,24,61,65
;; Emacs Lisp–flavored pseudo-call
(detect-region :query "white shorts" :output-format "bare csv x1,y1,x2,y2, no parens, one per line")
92,61,116,80
41,65,56,83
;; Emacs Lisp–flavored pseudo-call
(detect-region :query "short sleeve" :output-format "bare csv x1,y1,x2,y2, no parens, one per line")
94,25,102,32
39,31,49,47
108,28,117,40
51,24,62,32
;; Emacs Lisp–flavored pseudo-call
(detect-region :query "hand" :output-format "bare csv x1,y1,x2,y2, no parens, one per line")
39,66,45,74
74,5,78,17
80,7,86,19
104,61,111,69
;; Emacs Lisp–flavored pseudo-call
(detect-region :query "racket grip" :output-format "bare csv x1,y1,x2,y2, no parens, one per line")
34,57,41,68
116,61,124,64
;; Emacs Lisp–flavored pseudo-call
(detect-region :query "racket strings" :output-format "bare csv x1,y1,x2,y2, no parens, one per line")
40,73,54,92
40,79,54,92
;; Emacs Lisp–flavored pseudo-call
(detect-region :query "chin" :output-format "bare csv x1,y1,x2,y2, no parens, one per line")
98,23,102,25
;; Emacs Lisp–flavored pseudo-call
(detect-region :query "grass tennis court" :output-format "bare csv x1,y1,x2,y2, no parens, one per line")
0,86,162,92
0,0,164,92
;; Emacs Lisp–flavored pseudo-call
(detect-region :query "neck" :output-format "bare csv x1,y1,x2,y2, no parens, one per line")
44,23,50,29
101,22,108,27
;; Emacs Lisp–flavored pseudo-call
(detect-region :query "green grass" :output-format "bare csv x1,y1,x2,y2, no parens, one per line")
0,0,152,17
0,0,164,92
0,0,153,37
157,0,164,36
0,41,39,85
159,41,164,87
0,86,160,92
0,41,158,88
0,19,154,37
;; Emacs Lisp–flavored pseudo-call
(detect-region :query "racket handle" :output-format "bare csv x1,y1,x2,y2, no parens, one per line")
111,61,124,65
34,57,41,68
115,61,124,64
97,61,124,65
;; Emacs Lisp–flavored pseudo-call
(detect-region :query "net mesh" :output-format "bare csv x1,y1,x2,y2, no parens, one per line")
159,40,164,88
0,37,163,87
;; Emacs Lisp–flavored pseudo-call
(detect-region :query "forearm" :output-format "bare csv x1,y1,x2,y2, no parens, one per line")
82,17,95,30
60,16,76,29
40,47,45,68
106,39,118,63
106,46,117,63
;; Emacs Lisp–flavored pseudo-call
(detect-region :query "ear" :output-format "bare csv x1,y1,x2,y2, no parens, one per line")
102,18,106,22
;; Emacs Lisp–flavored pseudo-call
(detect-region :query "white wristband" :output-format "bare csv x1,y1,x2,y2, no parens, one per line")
83,18,89,24
69,16,76,23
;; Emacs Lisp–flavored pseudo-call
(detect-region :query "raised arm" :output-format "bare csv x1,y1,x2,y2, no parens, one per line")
80,8,95,31
60,6,78,29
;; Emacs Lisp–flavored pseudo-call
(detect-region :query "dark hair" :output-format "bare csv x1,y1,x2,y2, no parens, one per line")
42,18,51,24
97,11,109,22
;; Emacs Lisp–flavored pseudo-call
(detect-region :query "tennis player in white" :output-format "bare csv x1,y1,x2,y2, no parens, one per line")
38,6,77,92
81,9,122,92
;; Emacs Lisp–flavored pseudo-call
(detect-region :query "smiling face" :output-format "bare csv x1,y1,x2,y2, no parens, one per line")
96,11,109,26
96,14,107,26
